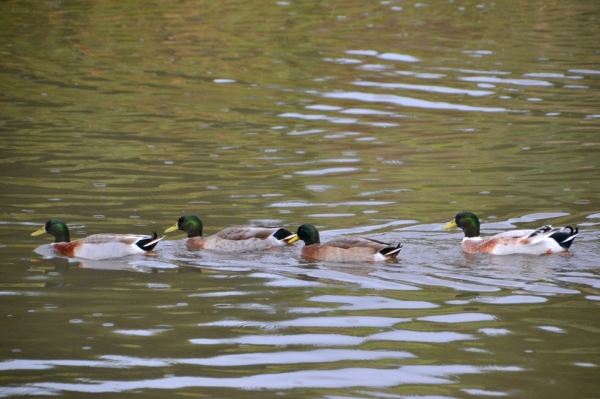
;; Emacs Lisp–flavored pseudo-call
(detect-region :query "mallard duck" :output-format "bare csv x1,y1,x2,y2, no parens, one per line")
287,224,402,262
164,214,295,251
443,211,579,255
31,219,165,260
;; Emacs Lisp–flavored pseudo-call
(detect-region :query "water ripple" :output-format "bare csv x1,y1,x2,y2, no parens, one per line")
322,91,508,112
198,316,410,329
372,272,501,292
113,329,171,336
177,349,415,366
294,167,361,176
304,294,438,310
22,364,522,393
352,81,495,97
447,295,547,305
417,313,496,323
190,333,363,346
0,350,419,372
458,76,553,86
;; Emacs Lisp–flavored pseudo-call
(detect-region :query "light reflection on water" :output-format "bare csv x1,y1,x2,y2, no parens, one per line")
323,91,509,112
5,365,524,395
2,0,600,397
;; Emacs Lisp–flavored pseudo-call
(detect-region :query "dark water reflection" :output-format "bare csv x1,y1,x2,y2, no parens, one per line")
2,0,600,397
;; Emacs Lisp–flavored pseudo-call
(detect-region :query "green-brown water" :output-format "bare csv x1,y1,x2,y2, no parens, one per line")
1,0,599,397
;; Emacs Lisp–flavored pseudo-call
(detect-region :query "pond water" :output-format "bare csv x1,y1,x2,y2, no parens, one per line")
1,0,599,397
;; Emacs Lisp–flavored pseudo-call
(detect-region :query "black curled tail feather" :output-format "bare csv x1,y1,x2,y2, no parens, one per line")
380,242,403,259
550,226,579,250
136,231,163,252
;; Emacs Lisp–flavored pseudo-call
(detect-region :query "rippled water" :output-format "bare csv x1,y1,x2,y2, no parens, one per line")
1,0,600,397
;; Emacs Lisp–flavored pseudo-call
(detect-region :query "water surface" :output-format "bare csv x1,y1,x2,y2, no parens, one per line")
1,0,599,398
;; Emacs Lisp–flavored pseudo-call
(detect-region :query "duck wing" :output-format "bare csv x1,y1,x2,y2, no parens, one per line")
215,226,289,241
80,233,164,249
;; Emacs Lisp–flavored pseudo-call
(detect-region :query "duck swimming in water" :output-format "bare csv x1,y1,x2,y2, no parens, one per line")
31,219,164,260
288,224,402,262
164,214,295,252
443,211,578,255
